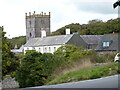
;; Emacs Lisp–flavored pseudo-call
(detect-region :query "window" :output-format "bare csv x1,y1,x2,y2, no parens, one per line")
44,47,47,53
87,44,91,49
32,47,35,50
103,41,110,47
39,48,41,52
54,47,56,52
49,47,51,53
30,32,32,38
27,47,29,50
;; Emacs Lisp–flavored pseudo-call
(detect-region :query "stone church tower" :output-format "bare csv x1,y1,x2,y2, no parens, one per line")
25,11,50,41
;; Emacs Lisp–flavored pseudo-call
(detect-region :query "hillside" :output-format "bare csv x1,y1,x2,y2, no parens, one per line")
7,36,26,49
51,18,119,35
7,18,119,49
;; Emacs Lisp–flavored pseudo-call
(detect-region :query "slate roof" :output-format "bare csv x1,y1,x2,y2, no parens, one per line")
24,34,74,47
80,35,103,44
11,45,24,53
96,33,120,51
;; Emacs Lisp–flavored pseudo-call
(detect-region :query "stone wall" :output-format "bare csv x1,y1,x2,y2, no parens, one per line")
2,76,19,89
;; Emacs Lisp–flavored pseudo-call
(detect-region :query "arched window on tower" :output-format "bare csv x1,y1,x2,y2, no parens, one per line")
30,32,32,38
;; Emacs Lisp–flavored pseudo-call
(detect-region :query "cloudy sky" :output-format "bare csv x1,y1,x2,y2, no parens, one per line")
0,0,118,38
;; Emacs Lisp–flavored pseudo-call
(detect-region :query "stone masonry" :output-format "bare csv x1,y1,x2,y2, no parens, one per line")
26,11,51,41
2,76,19,89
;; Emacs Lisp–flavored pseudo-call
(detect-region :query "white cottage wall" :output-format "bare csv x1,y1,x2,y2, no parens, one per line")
24,45,62,54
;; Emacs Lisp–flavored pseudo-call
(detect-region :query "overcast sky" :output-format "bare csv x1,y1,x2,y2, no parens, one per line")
0,0,118,38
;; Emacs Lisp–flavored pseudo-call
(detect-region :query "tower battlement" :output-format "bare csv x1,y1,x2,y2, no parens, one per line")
25,11,50,18
26,11,51,41
0,26,4,31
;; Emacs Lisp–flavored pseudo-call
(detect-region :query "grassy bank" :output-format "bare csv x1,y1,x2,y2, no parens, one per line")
46,62,119,85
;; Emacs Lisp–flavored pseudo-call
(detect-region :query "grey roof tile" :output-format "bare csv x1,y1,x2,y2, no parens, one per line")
96,33,120,51
80,35,103,44
24,34,73,47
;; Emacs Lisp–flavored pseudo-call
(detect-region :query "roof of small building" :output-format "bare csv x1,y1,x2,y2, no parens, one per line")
80,35,103,44
24,34,74,47
96,33,120,51
11,45,24,53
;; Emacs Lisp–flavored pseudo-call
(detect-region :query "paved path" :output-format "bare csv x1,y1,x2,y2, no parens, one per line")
25,75,119,89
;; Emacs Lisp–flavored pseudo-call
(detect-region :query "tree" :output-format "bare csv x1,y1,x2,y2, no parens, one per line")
88,19,103,24
0,27,2,79
15,51,46,87
7,36,26,49
1,26,19,77
15,51,67,88
51,18,119,35
54,44,82,58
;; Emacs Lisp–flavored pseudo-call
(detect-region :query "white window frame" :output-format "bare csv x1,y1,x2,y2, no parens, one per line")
32,47,35,50
39,48,41,52
54,47,56,52
103,41,110,47
44,47,47,53
49,47,51,53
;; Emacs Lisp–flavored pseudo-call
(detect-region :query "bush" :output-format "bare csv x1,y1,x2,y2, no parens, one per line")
15,51,45,88
15,51,67,88
54,44,82,58
69,50,95,61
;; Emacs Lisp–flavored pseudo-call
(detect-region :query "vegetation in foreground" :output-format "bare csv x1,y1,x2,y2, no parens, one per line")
1,21,119,88
46,62,119,85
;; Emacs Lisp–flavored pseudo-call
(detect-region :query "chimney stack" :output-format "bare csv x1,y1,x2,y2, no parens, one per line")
66,28,70,35
41,28,46,38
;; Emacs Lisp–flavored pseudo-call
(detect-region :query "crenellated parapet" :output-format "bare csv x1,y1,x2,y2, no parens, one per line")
0,26,4,30
25,11,50,18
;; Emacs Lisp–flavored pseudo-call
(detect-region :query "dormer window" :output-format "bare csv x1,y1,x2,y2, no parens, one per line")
103,41,110,47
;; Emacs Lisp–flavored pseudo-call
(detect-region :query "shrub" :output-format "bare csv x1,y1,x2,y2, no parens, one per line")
69,50,95,61
15,51,45,88
15,51,67,88
54,44,82,58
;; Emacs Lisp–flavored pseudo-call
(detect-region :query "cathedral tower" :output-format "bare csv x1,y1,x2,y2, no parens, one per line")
25,11,50,41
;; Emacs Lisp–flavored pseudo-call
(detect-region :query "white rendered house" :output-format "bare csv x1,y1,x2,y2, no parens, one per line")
23,29,87,54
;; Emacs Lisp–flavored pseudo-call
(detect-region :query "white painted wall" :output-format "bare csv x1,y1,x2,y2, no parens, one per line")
24,45,62,54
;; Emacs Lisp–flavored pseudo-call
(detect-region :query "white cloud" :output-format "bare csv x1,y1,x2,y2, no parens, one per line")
0,0,118,38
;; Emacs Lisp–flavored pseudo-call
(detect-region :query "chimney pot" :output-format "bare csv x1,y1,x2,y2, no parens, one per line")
66,28,70,35
41,28,46,38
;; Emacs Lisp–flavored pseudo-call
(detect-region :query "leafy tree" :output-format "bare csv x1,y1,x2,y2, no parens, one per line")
15,51,67,88
41,53,66,77
54,44,82,58
52,18,119,35
7,36,26,49
69,50,95,61
88,19,103,24
0,27,2,79
15,51,45,87
1,26,19,77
